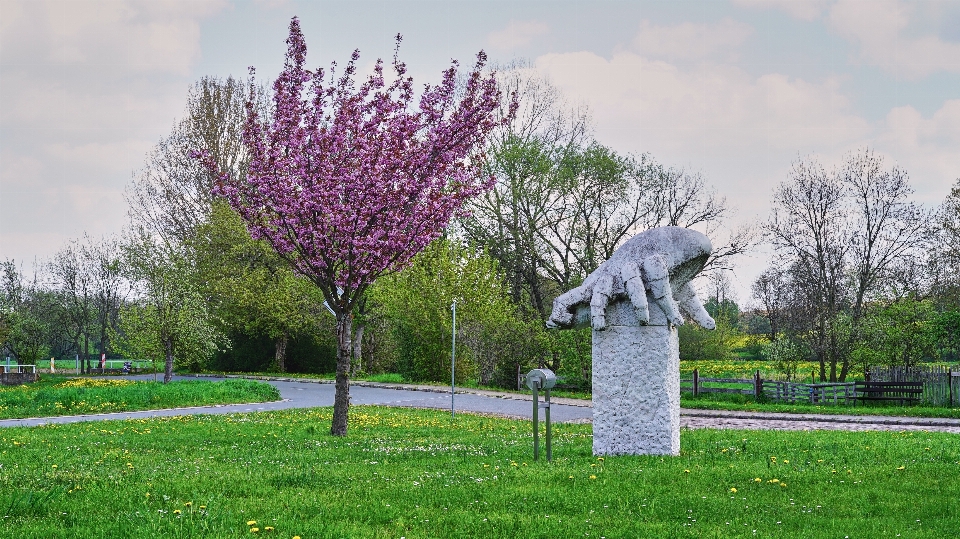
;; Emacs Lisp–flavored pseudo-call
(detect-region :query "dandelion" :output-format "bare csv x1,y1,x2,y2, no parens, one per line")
173,510,182,515
265,527,274,531
247,521,257,526
754,477,762,483
199,505,207,509
251,528,259,533
897,466,905,470
590,475,597,480
683,469,690,473
780,483,787,488
569,476,574,479
783,460,789,464
51,464,57,469
730,488,737,493
597,457,604,462
184,502,192,507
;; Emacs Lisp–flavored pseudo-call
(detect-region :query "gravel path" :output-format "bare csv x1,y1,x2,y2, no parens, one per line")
2,374,959,434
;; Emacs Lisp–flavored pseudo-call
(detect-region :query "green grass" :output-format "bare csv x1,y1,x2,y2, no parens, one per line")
681,391,960,418
0,406,958,538
0,377,280,420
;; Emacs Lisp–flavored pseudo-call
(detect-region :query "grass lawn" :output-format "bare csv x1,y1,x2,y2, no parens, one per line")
680,392,960,419
0,377,280,420
1,406,958,538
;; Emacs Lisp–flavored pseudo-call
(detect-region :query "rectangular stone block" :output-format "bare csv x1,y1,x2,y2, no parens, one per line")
592,318,680,456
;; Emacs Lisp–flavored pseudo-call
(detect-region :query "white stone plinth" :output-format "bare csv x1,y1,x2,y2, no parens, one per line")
590,299,680,456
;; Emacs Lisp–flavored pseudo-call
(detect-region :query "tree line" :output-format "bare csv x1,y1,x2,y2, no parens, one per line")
4,59,957,389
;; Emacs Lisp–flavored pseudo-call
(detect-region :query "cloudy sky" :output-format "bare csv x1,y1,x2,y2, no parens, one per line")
2,0,959,302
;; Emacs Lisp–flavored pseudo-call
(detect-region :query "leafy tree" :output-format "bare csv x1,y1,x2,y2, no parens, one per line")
195,18,510,435
191,201,324,372
853,298,935,372
117,231,226,382
373,238,539,386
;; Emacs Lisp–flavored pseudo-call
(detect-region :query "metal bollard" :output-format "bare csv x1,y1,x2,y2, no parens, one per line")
527,368,556,462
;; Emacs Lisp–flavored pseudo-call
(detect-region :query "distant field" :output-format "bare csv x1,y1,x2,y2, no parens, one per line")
1,406,958,538
0,377,279,419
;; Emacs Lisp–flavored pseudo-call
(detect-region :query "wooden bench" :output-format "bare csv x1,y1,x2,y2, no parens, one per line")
855,381,923,405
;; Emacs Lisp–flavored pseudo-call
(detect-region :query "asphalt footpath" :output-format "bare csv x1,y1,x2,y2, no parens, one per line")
2,374,960,433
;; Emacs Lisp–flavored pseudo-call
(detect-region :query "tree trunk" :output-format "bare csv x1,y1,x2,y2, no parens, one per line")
84,333,92,373
275,332,289,373
351,323,364,376
331,313,352,436
163,336,174,384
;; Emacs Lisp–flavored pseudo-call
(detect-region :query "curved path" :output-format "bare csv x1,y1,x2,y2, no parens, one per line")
2,374,960,434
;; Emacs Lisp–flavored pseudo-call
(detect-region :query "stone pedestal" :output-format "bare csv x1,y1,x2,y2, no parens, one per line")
584,298,680,456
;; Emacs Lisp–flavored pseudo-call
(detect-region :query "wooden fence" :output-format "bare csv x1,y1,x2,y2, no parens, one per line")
681,369,855,405
761,380,856,404
867,365,960,406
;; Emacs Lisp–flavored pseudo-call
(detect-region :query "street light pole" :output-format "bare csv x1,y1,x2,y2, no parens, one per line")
451,299,457,418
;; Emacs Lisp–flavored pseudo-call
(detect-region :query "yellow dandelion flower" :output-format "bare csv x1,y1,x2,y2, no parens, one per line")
173,510,182,515
754,477,762,483
51,464,57,469
783,460,789,464
780,483,787,488
589,475,597,480
683,469,690,473
199,505,207,509
897,466,905,470
597,457,604,462
251,528,259,533
568,475,574,479
730,487,737,493
247,521,257,526
294,536,301,539
184,502,192,507
264,527,274,531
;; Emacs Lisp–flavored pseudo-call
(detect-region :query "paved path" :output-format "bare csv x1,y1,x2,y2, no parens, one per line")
2,374,960,434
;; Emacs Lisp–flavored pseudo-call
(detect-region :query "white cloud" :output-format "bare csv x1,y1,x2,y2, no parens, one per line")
631,18,753,62
532,40,960,297
0,0,226,264
828,0,960,78
487,20,549,51
732,0,832,21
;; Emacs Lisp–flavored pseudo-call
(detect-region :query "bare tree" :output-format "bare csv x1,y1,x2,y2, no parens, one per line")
48,242,95,371
762,150,929,381
126,76,266,244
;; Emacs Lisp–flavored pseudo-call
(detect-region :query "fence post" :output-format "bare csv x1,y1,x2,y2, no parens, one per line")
950,366,954,408
693,369,699,397
754,370,762,399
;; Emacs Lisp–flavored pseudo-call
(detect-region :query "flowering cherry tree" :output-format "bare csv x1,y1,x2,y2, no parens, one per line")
195,17,511,435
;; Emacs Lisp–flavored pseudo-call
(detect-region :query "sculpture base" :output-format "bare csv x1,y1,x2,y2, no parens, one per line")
592,323,680,456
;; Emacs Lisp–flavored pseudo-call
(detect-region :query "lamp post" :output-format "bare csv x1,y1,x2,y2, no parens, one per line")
451,299,457,418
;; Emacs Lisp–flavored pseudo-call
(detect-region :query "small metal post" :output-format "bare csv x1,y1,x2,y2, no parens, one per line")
532,380,540,460
451,299,457,418
544,388,552,462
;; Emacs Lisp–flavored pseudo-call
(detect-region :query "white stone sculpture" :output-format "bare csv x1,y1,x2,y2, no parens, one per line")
546,226,715,456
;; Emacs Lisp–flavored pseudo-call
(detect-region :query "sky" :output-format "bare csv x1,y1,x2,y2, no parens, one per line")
2,0,960,304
